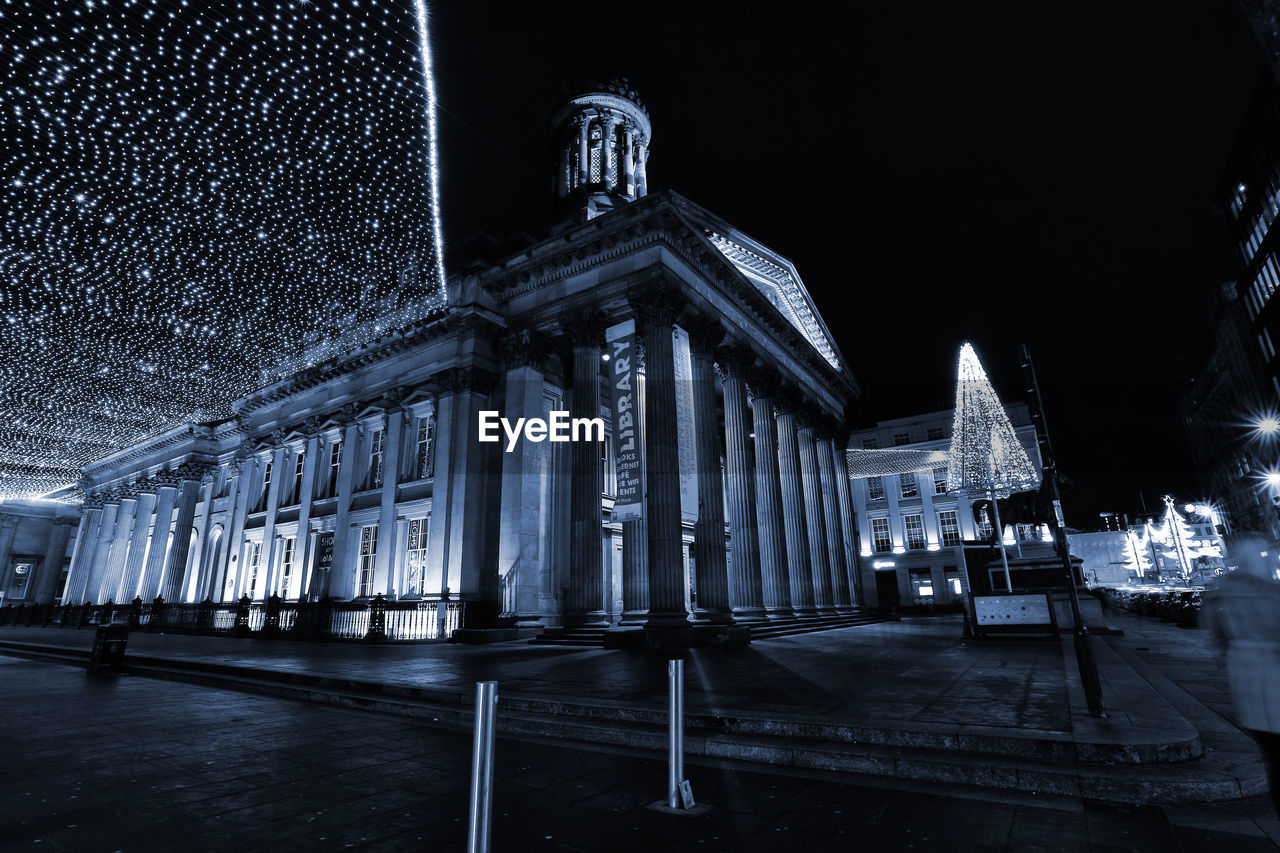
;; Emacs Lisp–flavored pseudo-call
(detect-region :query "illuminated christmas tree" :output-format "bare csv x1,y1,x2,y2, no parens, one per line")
1121,527,1153,579
1150,496,1222,582
946,343,1041,589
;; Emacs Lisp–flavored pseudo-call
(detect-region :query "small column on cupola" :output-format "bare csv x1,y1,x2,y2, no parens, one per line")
550,78,651,222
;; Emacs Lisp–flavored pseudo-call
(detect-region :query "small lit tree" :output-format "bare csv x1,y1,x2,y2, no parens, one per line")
1121,526,1153,580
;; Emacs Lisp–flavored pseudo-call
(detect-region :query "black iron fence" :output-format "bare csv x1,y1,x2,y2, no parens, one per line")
0,593,464,642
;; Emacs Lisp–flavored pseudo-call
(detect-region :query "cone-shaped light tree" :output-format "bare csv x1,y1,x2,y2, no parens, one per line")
946,343,1042,591
1121,526,1153,579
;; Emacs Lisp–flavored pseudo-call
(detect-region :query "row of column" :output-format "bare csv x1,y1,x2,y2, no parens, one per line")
0,512,76,604
62,471,203,606
561,288,860,628
561,111,649,200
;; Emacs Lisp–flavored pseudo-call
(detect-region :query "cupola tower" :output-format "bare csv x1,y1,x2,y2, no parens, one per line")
550,78,651,221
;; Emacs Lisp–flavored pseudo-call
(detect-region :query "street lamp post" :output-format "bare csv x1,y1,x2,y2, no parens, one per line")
1019,344,1105,717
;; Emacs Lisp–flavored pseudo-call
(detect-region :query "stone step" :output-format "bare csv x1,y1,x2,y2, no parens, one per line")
0,638,1251,804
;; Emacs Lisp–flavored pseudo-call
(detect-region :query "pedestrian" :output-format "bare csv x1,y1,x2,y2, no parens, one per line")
1204,539,1280,815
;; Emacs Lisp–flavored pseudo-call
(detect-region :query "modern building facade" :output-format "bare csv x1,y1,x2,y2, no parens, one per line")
48,81,865,645
848,405,1048,613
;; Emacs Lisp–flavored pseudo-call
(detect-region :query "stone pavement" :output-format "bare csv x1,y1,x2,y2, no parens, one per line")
2,654,1278,853
0,608,1269,803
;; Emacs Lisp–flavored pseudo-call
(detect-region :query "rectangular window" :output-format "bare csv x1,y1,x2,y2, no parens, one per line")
327,439,342,497
368,429,385,490
903,514,926,550
893,431,911,446
872,517,892,553
927,426,946,441
357,524,378,597
279,536,296,597
977,506,994,541
933,465,948,495
601,438,614,496
862,437,879,449
246,541,262,599
405,517,429,596
938,510,961,547
899,473,918,499
867,476,884,502
288,451,304,505
910,568,934,603
257,459,272,512
415,415,435,480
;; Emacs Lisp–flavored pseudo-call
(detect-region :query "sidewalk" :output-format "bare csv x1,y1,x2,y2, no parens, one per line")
0,608,1268,804
1,653,1277,853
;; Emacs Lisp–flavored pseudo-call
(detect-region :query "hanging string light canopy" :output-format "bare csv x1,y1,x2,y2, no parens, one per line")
0,0,448,500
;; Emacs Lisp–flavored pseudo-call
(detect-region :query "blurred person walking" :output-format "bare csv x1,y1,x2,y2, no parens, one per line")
1205,540,1280,815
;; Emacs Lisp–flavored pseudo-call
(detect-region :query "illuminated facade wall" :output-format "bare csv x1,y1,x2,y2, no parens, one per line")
848,405,1044,612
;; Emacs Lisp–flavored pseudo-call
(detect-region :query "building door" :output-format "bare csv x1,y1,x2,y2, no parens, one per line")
874,570,900,613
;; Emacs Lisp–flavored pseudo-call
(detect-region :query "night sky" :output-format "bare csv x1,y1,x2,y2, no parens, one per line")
426,0,1267,528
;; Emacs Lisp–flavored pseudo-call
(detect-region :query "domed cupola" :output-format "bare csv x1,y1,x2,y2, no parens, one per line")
550,78,651,221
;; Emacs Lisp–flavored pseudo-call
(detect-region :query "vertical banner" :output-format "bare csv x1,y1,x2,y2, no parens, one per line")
672,325,699,525
607,319,643,521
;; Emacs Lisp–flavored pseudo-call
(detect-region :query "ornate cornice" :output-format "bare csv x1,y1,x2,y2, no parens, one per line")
501,328,552,370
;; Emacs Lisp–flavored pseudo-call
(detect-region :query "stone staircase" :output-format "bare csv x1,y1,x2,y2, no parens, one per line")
527,611,887,647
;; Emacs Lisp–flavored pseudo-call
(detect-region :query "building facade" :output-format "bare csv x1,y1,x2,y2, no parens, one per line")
848,405,1048,613
0,500,79,605
50,81,865,645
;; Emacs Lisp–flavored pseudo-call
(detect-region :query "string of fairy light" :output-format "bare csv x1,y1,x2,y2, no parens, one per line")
0,0,448,500
946,343,1040,499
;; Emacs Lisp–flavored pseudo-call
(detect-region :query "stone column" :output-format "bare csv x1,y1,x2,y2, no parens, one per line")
620,361,649,625
633,280,690,630
376,403,404,597
622,123,636,197
161,473,202,602
719,344,766,621
99,496,137,604
327,417,360,599
259,444,286,594
830,433,863,607
817,431,853,610
86,500,119,602
63,506,102,605
117,491,156,603
635,140,648,197
141,487,176,600
576,115,590,186
798,419,835,611
563,308,609,627
222,453,253,602
684,315,731,624
190,472,215,599
288,436,320,599
775,389,816,615
498,330,552,628
601,113,618,188
34,517,75,604
749,370,793,618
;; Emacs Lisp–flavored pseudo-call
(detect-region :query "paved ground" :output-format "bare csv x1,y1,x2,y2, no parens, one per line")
0,616,1072,732
2,653,1278,853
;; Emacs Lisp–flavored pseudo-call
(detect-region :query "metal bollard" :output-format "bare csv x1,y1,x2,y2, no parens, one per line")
467,680,498,853
668,658,690,809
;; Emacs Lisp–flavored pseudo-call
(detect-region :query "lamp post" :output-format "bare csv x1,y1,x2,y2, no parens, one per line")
1019,344,1105,717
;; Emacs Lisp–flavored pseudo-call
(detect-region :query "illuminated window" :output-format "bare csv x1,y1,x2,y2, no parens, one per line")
938,510,960,547
977,506,994,540
279,536,296,597
893,431,910,446
405,517,429,596
245,540,262,599
872,518,892,553
286,450,304,505
415,415,434,479
868,476,884,502
903,514,926,550
899,473,918,499
357,524,377,597
368,429,385,490
927,427,946,441
327,439,342,497
932,465,948,495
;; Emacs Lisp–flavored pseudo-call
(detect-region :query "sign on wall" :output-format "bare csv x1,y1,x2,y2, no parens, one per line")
607,319,643,521
315,531,335,573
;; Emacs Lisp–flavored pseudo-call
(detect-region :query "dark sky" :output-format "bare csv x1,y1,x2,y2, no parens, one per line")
424,0,1265,529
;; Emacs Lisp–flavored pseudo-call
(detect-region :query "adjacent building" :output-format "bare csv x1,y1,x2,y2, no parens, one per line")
847,404,1048,613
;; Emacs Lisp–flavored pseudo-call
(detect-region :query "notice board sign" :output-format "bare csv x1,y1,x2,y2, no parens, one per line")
972,592,1055,636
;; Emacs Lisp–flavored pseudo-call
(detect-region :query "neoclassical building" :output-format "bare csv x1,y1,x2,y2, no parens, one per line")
50,80,864,646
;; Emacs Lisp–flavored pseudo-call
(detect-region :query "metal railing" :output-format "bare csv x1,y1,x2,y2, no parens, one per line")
0,593,465,643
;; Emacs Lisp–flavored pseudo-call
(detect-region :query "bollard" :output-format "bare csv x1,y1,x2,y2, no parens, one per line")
668,658,695,809
467,680,498,853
